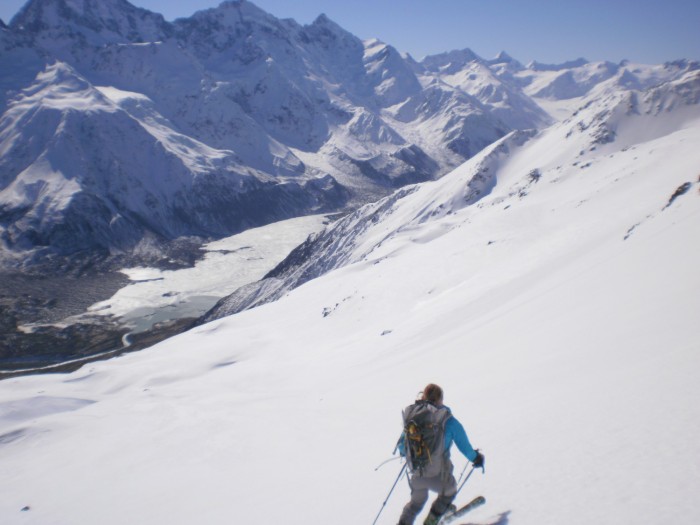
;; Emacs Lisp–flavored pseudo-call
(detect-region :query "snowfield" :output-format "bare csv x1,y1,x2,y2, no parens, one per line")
1,64,699,525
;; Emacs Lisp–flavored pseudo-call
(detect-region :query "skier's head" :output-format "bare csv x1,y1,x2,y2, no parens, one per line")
422,383,443,405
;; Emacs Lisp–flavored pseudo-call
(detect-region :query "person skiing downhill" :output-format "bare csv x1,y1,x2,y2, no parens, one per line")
397,384,484,525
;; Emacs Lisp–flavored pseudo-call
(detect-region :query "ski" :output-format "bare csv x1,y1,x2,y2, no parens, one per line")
437,496,486,525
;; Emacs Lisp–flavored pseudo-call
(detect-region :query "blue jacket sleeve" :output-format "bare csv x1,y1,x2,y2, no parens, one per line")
445,416,477,462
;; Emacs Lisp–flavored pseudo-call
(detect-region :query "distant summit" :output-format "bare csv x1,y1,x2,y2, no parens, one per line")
527,57,589,71
421,48,481,74
10,0,171,43
490,51,520,65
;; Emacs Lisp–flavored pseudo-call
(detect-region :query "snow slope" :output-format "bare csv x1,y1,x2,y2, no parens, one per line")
0,62,698,525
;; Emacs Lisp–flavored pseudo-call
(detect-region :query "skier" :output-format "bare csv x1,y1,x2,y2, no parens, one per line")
397,384,484,525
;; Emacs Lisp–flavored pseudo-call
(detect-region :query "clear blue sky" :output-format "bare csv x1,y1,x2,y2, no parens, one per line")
2,0,698,64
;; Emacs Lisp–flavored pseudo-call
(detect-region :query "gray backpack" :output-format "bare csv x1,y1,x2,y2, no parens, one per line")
402,401,451,477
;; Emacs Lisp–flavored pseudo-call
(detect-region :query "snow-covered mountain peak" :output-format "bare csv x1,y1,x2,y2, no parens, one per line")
577,61,700,109
527,57,589,71
490,51,518,64
418,54,552,130
486,51,524,74
484,52,526,84
654,68,700,105
421,48,482,74
10,0,170,45
186,0,283,30
363,39,404,62
526,62,619,100
16,61,111,110
0,20,20,51
0,58,348,258
536,67,700,169
362,39,422,106
310,12,343,32
301,12,360,53
175,0,308,71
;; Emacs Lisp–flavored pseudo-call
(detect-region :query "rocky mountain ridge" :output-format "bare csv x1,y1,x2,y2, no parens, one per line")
4,0,694,270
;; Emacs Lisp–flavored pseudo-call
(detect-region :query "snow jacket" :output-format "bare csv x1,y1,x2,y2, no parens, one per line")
398,405,478,463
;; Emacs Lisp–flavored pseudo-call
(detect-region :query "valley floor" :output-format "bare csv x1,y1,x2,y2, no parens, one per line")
0,214,332,375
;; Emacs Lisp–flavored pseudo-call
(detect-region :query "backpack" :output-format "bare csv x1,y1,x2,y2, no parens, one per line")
402,401,451,477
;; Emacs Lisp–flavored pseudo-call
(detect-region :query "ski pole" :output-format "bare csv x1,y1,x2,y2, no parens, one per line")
375,456,402,471
371,462,407,525
456,461,470,484
452,465,476,502
458,448,485,484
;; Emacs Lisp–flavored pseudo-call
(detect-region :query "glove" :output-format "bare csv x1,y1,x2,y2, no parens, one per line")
472,450,485,469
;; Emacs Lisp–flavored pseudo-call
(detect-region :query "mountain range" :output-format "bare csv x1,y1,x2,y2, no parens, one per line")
201,60,700,321
2,0,695,271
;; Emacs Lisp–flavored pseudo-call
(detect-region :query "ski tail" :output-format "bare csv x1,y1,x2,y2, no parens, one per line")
438,496,486,525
